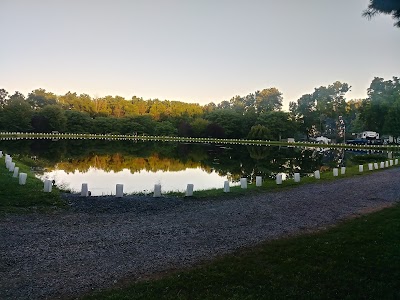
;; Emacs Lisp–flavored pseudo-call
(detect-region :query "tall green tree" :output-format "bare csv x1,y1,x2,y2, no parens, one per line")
203,102,216,113
65,111,93,133
190,118,210,137
39,105,67,132
363,0,400,27
27,89,57,109
229,95,246,114
360,77,400,133
289,94,319,140
256,111,294,140
290,81,350,139
255,88,283,113
247,124,272,140
155,121,178,136
1,96,33,131
130,96,149,115
0,88,8,108
383,99,400,140
205,110,244,138
217,100,231,110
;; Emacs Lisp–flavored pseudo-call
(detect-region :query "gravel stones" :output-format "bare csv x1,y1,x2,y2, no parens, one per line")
1,168,400,299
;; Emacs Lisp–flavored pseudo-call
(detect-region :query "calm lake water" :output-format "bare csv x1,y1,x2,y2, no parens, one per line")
0,138,395,195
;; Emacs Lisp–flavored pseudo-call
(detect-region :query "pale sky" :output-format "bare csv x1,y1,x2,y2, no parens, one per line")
1,0,399,110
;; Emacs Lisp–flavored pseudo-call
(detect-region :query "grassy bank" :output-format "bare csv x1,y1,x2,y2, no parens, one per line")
0,155,64,213
168,161,398,198
83,203,400,300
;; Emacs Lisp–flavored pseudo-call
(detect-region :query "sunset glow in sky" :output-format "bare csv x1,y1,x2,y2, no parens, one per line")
1,0,399,110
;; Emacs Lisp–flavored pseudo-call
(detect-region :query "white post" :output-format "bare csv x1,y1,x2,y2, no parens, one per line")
385,161,389,168
9,162,15,172
380,162,385,168
390,160,393,166
240,178,247,189
116,184,123,198
256,176,262,187
294,173,300,182
341,167,346,175
395,159,399,165
19,173,27,185
359,165,363,172
48,180,52,192
186,184,194,196
333,168,338,176
13,167,19,177
81,183,89,196
44,180,52,193
153,184,161,197
223,181,230,192
0,150,2,158
368,163,373,171
276,174,282,185
314,170,320,179
374,163,379,169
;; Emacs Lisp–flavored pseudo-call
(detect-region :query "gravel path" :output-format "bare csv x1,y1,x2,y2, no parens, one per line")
1,168,400,300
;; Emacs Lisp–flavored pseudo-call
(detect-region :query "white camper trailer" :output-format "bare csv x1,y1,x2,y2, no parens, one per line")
357,131,379,140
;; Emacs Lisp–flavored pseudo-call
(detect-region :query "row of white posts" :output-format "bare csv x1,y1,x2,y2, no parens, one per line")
79,182,194,198
2,151,28,184
2,151,57,192
77,158,399,197
48,158,400,195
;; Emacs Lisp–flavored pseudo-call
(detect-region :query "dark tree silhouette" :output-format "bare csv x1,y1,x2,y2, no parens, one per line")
363,0,400,27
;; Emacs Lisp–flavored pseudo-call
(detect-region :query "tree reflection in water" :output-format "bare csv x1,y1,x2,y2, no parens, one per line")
0,139,371,193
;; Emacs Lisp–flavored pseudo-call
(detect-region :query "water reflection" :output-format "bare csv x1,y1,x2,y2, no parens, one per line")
0,139,395,195
43,167,232,196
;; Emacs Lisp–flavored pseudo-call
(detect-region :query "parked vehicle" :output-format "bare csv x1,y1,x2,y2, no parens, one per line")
347,131,383,145
315,136,331,144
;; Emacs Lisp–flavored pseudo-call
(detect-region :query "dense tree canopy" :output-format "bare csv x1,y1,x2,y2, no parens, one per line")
359,76,400,134
0,77,399,143
2,97,32,131
289,81,350,140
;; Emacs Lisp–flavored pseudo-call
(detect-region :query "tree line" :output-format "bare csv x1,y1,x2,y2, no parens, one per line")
0,76,399,141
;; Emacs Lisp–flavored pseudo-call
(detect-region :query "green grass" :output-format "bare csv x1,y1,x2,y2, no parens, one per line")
349,153,388,164
0,155,65,213
83,203,400,300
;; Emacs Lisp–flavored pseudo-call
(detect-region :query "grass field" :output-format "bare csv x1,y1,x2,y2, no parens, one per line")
0,154,64,213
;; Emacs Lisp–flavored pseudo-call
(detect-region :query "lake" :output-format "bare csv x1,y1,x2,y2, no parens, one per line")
0,138,395,195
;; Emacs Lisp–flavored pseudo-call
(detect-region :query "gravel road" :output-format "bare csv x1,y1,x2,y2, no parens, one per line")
1,168,400,300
